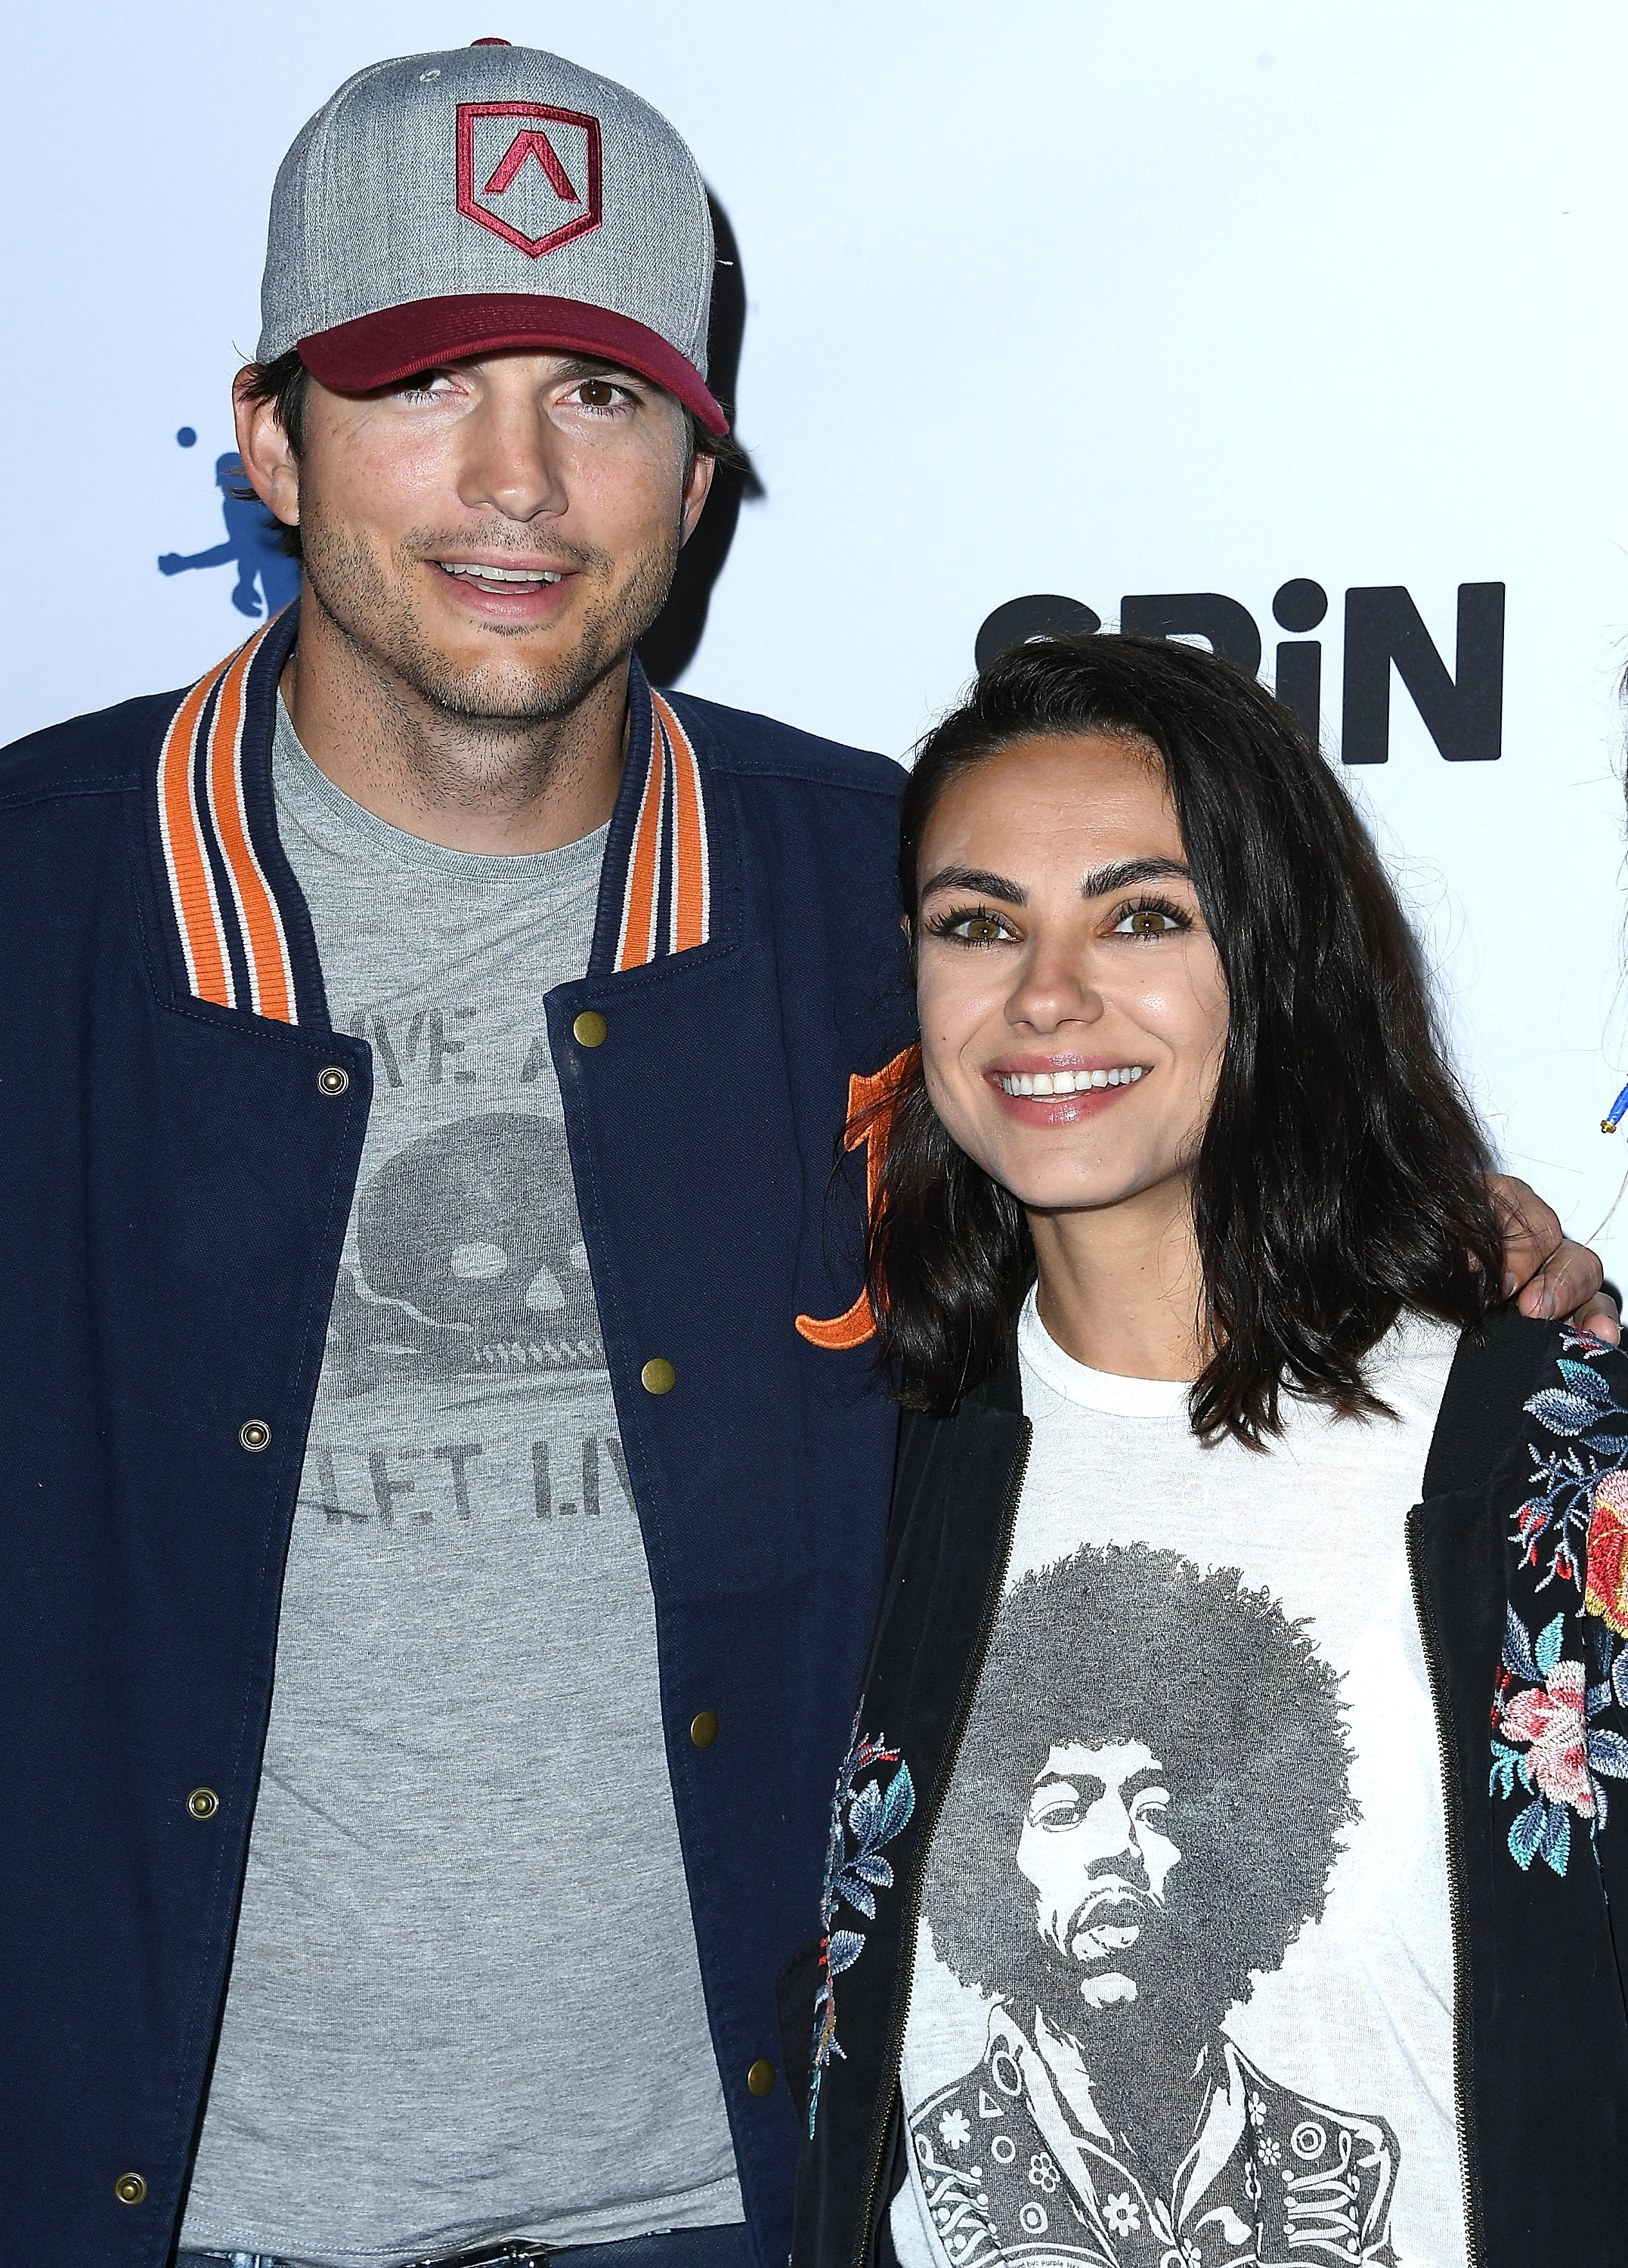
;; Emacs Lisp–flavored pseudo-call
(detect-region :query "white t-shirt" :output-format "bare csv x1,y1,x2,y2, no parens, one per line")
892,1290,1469,2268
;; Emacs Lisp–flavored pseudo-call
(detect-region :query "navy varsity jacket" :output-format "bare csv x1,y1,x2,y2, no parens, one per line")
0,602,914,2266
781,1309,1628,2268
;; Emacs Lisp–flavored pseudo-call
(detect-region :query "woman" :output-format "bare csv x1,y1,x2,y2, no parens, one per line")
786,636,1628,2268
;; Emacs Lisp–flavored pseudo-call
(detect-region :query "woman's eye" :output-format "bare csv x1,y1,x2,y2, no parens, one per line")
930,906,1013,945
1115,906,1183,937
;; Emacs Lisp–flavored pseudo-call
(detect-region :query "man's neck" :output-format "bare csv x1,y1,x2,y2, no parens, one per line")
281,592,630,857
1032,2005,1215,2201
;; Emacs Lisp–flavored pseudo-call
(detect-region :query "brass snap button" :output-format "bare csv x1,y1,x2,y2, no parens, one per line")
114,2173,147,2205
573,1010,608,1049
640,1358,676,1396
317,1065,350,1097
689,1711,719,1749
746,2059,777,2098
187,1788,219,1820
239,1421,271,1452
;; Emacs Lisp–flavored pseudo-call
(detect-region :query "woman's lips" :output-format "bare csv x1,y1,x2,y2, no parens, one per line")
985,1059,1150,1126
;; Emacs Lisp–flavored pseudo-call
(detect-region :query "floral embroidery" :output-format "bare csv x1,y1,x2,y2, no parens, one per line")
1492,1329,1628,1873
808,1712,915,2134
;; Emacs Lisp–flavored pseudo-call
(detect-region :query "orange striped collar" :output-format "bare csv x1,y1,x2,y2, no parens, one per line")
153,610,308,1024
611,682,713,969
148,615,720,1027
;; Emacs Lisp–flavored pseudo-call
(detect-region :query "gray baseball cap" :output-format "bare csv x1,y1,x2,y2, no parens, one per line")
258,38,726,432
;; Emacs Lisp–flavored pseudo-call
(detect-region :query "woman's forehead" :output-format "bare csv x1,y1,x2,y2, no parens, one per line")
921,734,1181,867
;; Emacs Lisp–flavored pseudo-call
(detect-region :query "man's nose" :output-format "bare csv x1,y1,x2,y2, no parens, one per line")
1080,1792,1142,1867
455,396,570,523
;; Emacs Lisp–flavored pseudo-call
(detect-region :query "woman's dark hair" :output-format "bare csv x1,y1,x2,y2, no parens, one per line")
866,632,1502,1443
234,348,749,565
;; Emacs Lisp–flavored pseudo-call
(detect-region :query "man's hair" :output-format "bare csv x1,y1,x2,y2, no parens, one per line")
862,632,1503,1442
928,1543,1357,2027
235,347,748,563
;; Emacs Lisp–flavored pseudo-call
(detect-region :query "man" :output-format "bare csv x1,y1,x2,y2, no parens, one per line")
0,35,1605,2268
907,1546,1397,2268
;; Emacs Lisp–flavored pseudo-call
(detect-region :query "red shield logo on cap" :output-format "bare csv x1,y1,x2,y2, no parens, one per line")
456,102,604,258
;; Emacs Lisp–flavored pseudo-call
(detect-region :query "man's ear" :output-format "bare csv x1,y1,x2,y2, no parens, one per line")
677,445,717,549
232,369,301,532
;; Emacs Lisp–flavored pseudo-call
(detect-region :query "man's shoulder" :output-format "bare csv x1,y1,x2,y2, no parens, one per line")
0,688,181,807
666,689,906,804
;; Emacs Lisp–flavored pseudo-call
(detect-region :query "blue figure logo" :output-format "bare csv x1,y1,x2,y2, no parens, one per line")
159,428,300,620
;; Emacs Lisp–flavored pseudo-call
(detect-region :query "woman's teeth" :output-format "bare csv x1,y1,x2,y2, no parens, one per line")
999,1066,1145,1096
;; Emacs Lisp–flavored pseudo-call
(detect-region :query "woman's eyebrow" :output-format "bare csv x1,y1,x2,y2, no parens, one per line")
1079,856,1191,899
918,864,1026,905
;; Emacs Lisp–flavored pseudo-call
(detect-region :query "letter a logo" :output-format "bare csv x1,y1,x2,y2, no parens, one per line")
456,102,604,259
483,128,578,201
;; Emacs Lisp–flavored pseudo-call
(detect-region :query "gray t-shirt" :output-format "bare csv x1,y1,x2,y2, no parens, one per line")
180,703,741,2265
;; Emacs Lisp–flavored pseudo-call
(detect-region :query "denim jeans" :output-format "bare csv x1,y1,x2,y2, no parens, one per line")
178,2229,757,2268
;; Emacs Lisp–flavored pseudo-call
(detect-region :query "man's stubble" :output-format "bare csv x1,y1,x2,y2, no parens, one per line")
297,501,681,804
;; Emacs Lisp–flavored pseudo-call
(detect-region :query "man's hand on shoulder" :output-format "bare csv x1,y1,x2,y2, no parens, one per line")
1488,1173,1620,1343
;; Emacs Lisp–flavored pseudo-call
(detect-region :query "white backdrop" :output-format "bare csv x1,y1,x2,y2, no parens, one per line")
7,2,1628,1278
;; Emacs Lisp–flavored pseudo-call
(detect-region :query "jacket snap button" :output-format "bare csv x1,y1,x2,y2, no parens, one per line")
317,1064,349,1096
239,1421,271,1452
746,2059,776,2098
187,1787,219,1820
641,1358,676,1396
689,1711,719,1748
573,1010,608,1048
114,2173,147,2205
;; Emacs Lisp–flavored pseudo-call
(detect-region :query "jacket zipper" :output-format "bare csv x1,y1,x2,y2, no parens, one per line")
851,1417,1034,2268
1404,1502,1484,2268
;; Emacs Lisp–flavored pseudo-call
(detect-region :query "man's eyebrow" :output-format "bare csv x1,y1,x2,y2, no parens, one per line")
549,353,645,385
918,865,1026,905
1079,856,1191,899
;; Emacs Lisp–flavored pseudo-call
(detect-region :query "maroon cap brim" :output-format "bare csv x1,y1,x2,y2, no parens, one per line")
298,293,729,435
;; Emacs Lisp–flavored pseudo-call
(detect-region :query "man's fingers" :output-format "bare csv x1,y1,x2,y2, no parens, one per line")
1512,1236,1617,1340
1574,1292,1623,1347
1485,1172,1564,1298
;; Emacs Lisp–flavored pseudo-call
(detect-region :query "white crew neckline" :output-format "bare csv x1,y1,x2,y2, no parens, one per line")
1017,1284,1193,1418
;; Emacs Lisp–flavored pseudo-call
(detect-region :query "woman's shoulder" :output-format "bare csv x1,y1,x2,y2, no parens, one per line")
1421,1307,1628,1501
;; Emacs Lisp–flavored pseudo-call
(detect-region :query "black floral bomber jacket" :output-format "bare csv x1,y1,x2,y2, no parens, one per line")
778,1309,1628,2268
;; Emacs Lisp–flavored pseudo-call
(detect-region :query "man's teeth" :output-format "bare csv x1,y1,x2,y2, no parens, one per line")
1000,1066,1145,1096
439,563,563,584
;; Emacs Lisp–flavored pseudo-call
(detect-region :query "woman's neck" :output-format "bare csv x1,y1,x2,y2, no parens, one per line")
1028,1178,1206,1382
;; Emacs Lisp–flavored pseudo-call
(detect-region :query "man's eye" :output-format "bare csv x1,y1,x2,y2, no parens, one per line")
1029,1795,1082,1830
574,380,621,409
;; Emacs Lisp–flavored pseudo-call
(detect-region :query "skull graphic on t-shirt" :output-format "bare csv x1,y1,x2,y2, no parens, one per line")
323,1111,604,1396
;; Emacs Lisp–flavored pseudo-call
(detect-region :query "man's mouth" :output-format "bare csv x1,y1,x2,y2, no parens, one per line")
1063,1877,1154,1963
998,1065,1145,1097
1070,1918,1141,1963
435,562,568,593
